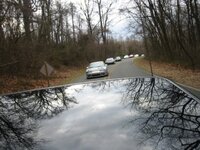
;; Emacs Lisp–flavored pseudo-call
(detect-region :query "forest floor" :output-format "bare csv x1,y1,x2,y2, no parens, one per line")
134,57,200,89
0,66,85,95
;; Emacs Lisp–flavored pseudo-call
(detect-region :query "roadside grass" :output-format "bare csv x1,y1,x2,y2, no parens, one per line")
62,67,85,84
0,66,85,95
134,57,200,89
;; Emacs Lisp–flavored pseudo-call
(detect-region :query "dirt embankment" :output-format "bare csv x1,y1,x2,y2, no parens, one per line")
134,58,200,89
0,66,85,95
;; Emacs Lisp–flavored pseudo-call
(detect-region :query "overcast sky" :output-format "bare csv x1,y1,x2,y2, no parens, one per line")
58,0,133,39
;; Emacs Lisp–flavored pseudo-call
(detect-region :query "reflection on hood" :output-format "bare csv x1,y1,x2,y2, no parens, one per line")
0,77,199,150
122,78,200,149
0,86,77,149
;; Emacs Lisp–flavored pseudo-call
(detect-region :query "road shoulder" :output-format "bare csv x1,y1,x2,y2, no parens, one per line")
134,57,200,98
0,66,85,95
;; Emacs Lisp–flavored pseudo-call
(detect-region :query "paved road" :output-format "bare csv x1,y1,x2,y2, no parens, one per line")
73,58,200,99
73,58,151,83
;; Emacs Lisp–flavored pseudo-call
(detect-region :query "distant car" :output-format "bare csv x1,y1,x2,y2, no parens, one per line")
115,56,121,61
124,55,129,59
105,58,115,64
134,54,139,57
86,61,108,79
129,54,134,58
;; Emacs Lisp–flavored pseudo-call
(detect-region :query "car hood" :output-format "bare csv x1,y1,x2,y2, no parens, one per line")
0,77,199,150
87,67,104,71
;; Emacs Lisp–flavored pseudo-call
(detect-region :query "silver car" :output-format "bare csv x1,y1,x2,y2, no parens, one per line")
86,61,108,79
124,55,129,59
129,54,134,58
105,58,115,64
115,56,121,61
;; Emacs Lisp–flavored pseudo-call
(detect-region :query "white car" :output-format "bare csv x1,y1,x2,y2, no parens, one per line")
129,54,134,58
115,56,121,61
134,54,139,57
105,58,115,64
124,55,129,59
86,61,108,79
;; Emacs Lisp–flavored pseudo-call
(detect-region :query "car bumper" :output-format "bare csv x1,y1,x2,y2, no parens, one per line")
105,62,115,64
86,71,108,79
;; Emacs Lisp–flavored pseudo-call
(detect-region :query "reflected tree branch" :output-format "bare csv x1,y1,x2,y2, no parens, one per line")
122,78,200,150
0,85,78,149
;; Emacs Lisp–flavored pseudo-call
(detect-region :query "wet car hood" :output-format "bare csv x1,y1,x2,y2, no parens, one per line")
0,77,200,150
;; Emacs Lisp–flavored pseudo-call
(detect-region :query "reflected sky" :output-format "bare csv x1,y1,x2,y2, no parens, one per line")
0,77,199,150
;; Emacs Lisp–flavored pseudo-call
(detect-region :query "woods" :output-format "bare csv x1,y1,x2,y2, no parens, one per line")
0,0,199,79
123,0,200,69
0,0,128,77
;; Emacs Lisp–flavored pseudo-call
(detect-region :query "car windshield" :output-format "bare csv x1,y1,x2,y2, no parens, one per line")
89,62,104,68
106,58,113,61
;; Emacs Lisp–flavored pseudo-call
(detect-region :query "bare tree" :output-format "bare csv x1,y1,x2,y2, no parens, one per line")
69,2,76,42
95,0,113,45
80,0,94,36
122,0,200,69
0,0,125,82
20,0,32,40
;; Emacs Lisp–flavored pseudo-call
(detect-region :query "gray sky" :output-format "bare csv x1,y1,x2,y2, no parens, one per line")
58,0,132,39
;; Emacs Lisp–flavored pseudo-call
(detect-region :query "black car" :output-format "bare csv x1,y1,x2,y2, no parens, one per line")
0,77,200,150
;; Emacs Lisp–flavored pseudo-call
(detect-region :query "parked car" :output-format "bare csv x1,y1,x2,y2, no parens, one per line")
1,77,199,150
105,58,115,64
134,54,139,57
86,61,108,79
129,54,134,58
115,56,121,61
124,55,129,59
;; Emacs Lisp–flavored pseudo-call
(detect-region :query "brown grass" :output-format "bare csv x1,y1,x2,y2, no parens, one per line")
0,66,85,95
134,58,200,89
